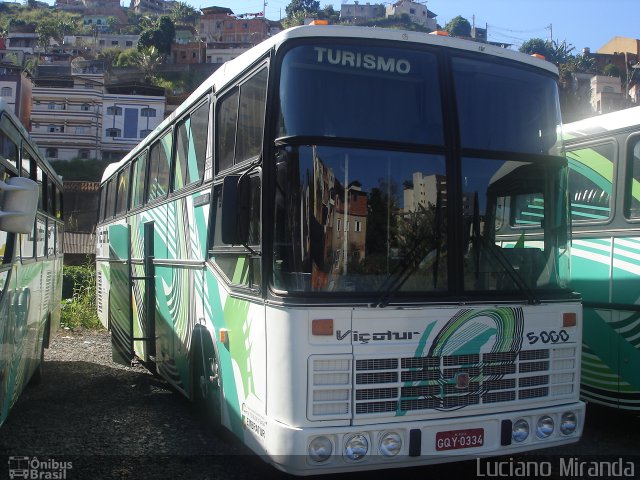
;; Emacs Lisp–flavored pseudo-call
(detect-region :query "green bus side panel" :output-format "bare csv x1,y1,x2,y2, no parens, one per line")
571,236,640,410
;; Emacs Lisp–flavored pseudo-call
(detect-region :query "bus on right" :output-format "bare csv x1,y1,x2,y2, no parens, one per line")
564,106,640,411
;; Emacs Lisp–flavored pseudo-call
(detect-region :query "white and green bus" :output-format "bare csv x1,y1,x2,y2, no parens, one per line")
564,106,640,411
96,26,584,474
0,98,64,427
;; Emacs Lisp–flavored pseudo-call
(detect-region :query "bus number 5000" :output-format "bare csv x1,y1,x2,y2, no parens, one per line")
526,330,570,345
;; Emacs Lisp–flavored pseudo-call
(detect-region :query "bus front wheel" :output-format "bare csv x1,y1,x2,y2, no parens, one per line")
192,331,222,429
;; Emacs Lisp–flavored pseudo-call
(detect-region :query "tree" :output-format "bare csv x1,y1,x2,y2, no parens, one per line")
519,38,553,59
283,0,321,26
170,2,199,24
318,4,340,24
285,0,321,17
135,46,163,82
444,15,471,37
603,63,621,77
138,15,175,56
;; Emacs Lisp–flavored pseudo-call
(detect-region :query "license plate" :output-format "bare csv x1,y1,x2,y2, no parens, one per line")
435,428,484,451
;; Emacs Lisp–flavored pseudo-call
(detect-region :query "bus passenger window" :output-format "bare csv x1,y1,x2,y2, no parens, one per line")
105,178,116,219
216,90,239,172
625,139,640,219
215,66,268,173
130,153,148,208
47,219,55,256
0,128,18,168
115,167,130,214
36,218,46,258
236,68,267,162
148,131,172,200
175,101,209,190
567,143,614,223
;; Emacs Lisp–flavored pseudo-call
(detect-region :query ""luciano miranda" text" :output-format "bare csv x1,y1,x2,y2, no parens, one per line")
476,457,635,477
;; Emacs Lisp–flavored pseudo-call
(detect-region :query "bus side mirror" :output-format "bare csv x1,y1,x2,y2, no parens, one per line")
221,175,251,245
0,177,39,234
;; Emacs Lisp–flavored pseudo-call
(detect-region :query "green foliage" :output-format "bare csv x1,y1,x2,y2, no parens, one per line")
169,1,200,24
113,48,140,67
135,46,164,82
285,0,321,18
61,263,103,330
138,15,175,56
50,158,111,182
444,15,471,37
603,63,621,77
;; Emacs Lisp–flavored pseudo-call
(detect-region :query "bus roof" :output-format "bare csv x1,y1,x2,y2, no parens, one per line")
101,25,559,184
563,105,640,140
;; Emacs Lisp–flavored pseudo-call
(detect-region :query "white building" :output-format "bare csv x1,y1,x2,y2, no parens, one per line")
590,75,625,114
31,64,166,162
386,1,437,29
102,91,165,161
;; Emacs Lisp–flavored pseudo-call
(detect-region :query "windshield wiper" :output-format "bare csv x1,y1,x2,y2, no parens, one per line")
475,234,540,305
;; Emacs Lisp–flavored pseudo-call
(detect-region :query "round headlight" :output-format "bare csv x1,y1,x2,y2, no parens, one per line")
344,433,368,461
308,436,333,463
512,418,530,443
379,431,402,457
560,411,578,435
536,415,555,439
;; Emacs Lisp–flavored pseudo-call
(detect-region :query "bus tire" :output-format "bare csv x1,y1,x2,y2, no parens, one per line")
191,330,222,429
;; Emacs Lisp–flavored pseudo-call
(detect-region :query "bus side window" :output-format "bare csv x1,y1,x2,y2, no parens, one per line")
0,121,18,169
215,67,268,174
236,68,267,163
130,152,148,208
567,142,614,223
174,100,209,190
20,148,30,178
625,138,640,219
36,166,44,212
0,166,15,266
36,218,46,258
55,186,63,219
47,177,55,216
148,131,172,201
47,218,55,256
99,184,108,222
105,178,116,219
115,167,130,215
216,89,239,173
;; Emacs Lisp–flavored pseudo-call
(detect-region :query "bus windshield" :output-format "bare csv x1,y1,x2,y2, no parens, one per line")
272,42,570,298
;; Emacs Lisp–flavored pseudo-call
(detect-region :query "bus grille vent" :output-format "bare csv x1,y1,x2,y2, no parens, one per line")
354,347,576,416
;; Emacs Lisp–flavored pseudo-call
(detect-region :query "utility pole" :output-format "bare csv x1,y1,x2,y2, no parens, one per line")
547,23,553,42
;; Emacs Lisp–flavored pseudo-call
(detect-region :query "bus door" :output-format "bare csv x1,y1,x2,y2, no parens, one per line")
108,222,134,365
130,221,156,363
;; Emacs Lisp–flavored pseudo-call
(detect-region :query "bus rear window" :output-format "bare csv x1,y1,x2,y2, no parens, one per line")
278,44,444,146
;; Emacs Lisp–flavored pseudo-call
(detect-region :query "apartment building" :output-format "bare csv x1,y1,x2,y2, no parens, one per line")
385,1,437,29
200,7,279,64
590,75,625,114
30,61,165,162
102,83,165,161
31,64,104,162
0,62,32,129
63,33,140,56
340,2,385,23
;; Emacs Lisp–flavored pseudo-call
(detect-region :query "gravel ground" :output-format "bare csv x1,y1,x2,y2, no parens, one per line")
0,329,639,480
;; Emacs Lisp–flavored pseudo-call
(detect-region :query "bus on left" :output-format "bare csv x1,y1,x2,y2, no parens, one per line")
0,98,64,427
